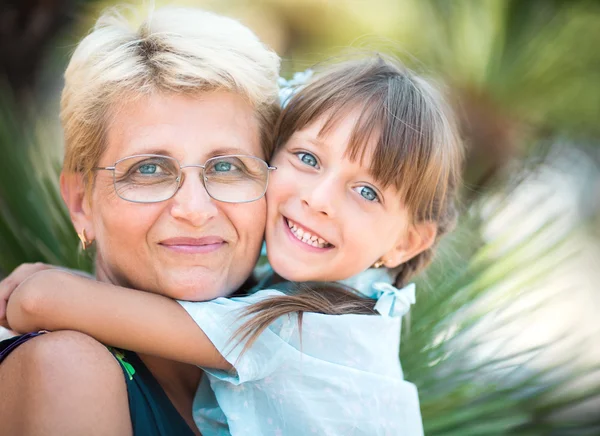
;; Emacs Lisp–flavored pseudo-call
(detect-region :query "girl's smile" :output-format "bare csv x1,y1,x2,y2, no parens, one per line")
283,216,333,250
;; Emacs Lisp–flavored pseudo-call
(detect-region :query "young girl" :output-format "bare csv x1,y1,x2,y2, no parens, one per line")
4,55,462,435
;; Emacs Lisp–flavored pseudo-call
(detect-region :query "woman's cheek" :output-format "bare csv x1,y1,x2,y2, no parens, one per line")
93,198,162,266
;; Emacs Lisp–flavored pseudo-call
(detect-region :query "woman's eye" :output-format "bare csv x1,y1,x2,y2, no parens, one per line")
214,161,236,172
354,186,380,202
132,159,176,177
296,152,318,168
138,164,159,174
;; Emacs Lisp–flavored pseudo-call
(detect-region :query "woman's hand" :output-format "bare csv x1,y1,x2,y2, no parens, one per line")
0,263,55,329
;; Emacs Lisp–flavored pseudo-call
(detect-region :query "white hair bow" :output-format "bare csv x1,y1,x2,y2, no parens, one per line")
278,69,314,107
372,282,416,318
338,268,416,317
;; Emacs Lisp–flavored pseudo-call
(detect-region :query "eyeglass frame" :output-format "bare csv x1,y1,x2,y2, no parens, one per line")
93,153,277,204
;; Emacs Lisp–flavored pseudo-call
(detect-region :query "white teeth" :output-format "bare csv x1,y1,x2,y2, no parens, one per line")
286,218,331,248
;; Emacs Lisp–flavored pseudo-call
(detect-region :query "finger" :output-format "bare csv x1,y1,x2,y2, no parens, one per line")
0,264,50,321
0,263,52,300
11,263,52,285
0,275,16,301
0,263,52,325
0,264,49,331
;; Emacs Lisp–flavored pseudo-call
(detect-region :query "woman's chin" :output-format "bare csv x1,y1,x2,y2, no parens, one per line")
155,270,238,302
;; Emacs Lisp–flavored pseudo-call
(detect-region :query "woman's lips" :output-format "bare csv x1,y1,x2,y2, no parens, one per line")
159,236,226,254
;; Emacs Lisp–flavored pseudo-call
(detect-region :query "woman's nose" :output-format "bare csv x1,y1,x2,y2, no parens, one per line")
170,172,218,226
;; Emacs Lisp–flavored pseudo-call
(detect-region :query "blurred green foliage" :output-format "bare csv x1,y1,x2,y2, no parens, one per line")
405,195,600,434
0,90,92,273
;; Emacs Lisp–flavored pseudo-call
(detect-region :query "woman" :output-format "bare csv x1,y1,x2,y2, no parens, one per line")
0,6,280,436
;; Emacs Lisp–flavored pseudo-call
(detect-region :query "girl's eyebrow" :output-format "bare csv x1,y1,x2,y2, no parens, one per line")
307,137,328,148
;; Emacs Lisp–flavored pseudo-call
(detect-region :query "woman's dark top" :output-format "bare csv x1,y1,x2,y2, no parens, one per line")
0,331,196,436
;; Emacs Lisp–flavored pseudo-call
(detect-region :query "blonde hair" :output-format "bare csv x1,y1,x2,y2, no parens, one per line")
234,55,463,353
61,6,281,183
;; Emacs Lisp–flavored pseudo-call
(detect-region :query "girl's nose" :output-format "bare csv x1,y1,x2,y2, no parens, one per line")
301,174,338,217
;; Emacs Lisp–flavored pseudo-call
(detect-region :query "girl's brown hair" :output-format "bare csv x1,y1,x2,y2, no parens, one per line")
233,54,463,354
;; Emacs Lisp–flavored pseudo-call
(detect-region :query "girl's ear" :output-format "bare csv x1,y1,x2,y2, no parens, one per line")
383,221,437,268
60,171,96,241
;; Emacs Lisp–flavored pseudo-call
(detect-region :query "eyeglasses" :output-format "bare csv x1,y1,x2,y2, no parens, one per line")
93,154,276,204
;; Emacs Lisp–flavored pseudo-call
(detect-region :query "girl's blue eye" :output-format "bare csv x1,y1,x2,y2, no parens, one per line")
354,186,379,202
296,152,318,168
138,164,157,174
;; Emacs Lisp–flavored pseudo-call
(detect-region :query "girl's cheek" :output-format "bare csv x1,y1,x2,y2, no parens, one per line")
271,162,301,191
284,168,311,194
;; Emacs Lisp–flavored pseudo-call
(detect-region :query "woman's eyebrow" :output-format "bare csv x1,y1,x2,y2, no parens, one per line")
120,146,255,161
120,145,174,157
206,147,255,157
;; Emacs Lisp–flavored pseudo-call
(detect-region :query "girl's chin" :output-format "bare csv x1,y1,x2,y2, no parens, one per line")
269,262,325,283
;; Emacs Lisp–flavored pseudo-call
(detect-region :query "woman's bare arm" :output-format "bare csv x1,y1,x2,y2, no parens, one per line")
6,269,230,370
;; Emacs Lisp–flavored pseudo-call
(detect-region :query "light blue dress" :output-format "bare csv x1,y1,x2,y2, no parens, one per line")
178,269,424,436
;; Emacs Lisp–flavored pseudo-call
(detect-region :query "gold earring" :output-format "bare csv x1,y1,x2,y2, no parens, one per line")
77,228,91,250
372,259,385,269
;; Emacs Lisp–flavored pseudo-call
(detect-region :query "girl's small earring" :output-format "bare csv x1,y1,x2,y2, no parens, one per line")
77,228,91,251
372,259,385,269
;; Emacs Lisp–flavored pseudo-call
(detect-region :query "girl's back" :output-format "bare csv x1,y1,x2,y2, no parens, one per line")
182,284,423,435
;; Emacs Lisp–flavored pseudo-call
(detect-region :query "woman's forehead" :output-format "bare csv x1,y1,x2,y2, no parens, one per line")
102,91,262,163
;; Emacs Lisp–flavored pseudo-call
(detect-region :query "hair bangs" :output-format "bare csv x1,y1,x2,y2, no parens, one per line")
275,55,460,225
332,78,444,223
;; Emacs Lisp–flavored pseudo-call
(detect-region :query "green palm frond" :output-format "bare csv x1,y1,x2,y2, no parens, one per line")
0,88,92,274
405,168,600,434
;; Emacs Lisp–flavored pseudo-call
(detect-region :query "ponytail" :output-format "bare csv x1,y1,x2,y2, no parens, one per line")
231,282,375,358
